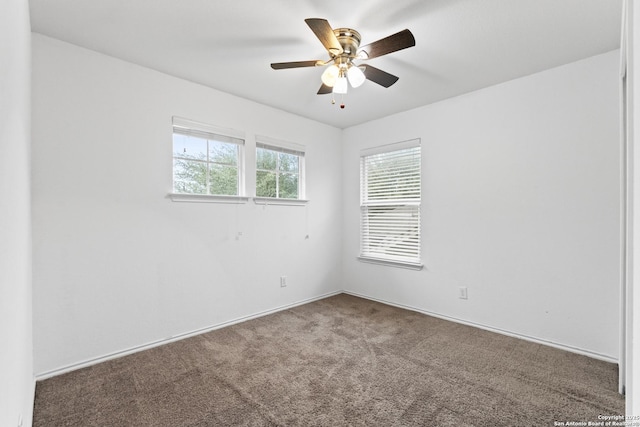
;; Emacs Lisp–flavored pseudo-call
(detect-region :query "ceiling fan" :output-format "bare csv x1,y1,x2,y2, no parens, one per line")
271,18,415,108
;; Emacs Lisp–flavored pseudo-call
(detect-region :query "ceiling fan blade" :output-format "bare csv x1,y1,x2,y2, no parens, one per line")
358,29,415,60
363,65,399,88
317,83,333,95
271,60,322,70
305,18,344,55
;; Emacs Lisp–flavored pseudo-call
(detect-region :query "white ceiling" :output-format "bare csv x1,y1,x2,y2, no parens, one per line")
29,0,622,129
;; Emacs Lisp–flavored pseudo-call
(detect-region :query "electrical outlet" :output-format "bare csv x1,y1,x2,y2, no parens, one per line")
280,276,287,287
459,287,468,299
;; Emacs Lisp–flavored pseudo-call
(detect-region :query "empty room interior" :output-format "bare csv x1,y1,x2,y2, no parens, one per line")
3,0,640,425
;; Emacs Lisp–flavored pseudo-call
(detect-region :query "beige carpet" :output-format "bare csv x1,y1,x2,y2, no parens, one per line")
33,294,624,426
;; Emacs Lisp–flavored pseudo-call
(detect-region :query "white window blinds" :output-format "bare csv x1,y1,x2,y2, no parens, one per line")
360,140,422,267
256,142,305,158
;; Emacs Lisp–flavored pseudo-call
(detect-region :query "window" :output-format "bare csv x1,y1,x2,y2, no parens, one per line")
360,140,422,269
256,138,305,200
172,117,244,196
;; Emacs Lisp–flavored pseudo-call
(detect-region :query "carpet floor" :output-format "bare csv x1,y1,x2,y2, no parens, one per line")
33,294,625,426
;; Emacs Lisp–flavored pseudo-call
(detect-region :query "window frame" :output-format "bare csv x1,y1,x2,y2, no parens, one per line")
254,136,306,202
170,117,248,203
359,139,423,270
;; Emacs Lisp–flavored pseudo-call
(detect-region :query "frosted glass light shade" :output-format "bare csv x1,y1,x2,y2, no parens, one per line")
347,66,366,88
334,76,348,94
321,65,339,87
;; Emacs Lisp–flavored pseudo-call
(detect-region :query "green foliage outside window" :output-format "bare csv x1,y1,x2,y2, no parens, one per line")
172,133,301,199
256,147,299,199
173,134,239,196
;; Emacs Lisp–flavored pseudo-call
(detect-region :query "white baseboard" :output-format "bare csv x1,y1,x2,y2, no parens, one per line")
343,290,619,365
35,290,342,381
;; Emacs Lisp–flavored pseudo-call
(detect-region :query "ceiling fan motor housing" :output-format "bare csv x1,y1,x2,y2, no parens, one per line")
333,28,361,59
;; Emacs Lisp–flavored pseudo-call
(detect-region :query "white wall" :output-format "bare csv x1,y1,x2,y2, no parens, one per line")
0,0,34,426
31,34,343,376
343,50,621,361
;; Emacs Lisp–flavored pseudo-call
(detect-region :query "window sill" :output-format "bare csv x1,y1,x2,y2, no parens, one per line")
167,194,308,206
253,197,309,206
168,193,250,204
358,256,424,270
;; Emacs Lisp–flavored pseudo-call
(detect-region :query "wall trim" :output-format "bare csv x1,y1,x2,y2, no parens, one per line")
35,290,342,380
344,290,619,365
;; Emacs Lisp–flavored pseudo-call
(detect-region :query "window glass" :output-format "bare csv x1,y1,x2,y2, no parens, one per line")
173,158,207,194
172,124,243,196
256,144,304,199
256,170,277,198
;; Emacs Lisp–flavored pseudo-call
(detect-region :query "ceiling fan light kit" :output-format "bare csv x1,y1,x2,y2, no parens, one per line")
347,66,366,88
271,18,415,109
321,65,339,86
334,74,348,95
